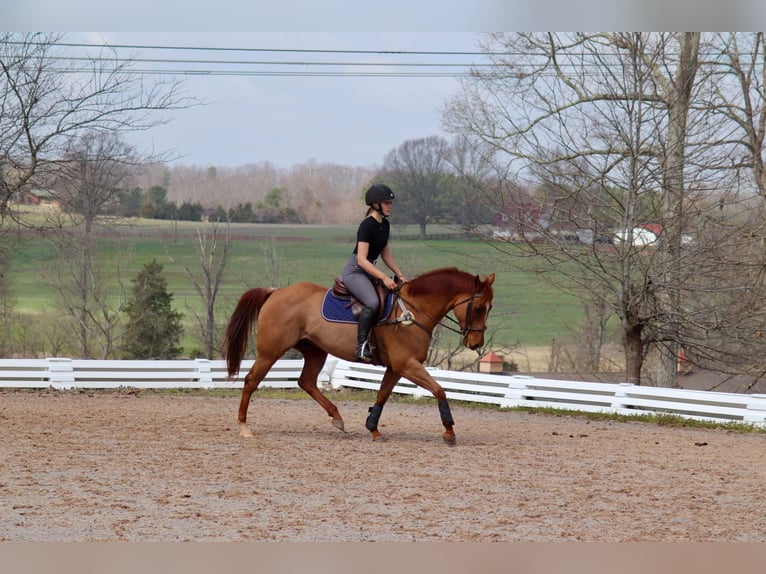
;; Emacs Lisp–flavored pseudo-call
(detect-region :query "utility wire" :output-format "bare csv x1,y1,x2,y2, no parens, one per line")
32,39,742,80
48,41,491,57
46,67,475,78
33,41,491,78
50,56,485,68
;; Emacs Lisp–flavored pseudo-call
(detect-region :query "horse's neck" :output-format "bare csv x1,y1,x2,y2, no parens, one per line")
403,286,459,321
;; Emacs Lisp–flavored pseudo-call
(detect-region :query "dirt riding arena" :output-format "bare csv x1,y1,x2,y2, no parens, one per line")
1,389,765,542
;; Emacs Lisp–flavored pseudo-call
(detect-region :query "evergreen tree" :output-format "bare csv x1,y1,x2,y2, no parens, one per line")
123,259,184,359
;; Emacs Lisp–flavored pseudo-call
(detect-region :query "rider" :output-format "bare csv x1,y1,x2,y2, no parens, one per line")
342,183,407,362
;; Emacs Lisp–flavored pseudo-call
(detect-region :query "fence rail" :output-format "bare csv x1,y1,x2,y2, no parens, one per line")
1,357,765,426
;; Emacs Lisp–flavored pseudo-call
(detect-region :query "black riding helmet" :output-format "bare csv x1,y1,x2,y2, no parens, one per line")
365,184,396,206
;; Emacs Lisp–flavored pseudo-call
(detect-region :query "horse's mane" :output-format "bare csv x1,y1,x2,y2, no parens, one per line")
405,267,479,297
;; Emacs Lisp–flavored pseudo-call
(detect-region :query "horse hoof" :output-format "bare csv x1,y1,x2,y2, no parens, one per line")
442,434,456,446
372,435,388,443
239,424,254,438
332,419,346,432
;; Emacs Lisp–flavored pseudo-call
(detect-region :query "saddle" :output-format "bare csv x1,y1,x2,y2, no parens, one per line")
332,276,388,321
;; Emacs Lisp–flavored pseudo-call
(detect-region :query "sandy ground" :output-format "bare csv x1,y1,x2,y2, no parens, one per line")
1,389,765,542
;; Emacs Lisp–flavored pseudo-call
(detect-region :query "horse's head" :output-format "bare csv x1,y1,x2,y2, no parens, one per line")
403,268,496,352
453,272,495,351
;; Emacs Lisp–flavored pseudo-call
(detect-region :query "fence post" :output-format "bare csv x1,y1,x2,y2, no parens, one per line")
47,357,75,390
610,383,634,411
195,358,213,388
320,357,339,390
744,395,766,424
326,358,352,390
503,375,532,407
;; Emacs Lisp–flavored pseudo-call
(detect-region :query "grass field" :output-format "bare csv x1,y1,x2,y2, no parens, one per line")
4,218,600,357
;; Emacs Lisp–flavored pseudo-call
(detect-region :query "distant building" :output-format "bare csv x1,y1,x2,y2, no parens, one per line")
13,189,60,209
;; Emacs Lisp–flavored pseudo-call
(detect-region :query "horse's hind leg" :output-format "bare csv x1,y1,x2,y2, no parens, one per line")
295,341,345,432
238,356,278,437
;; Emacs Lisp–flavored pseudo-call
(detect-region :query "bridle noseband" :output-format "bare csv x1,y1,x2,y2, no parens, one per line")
446,293,488,346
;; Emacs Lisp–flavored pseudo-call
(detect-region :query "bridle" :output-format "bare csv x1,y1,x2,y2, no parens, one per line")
443,293,489,346
388,290,488,347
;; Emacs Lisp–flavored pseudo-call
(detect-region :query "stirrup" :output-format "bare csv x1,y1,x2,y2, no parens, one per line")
356,341,374,362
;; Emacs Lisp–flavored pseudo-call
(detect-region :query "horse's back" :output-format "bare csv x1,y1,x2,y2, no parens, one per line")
278,281,327,297
265,281,324,301
251,281,353,358
258,282,328,319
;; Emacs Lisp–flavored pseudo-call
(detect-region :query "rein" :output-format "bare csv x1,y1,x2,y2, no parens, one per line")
386,289,486,345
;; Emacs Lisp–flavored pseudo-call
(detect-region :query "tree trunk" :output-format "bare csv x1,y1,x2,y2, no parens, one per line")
656,32,700,388
622,322,644,385
205,304,215,360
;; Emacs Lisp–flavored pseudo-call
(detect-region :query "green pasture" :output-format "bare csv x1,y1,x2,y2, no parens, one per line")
5,219,593,355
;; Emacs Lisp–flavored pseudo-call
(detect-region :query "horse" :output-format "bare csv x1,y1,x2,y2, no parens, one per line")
223,267,495,445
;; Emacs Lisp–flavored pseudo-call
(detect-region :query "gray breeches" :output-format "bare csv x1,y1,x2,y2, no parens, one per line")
341,255,380,310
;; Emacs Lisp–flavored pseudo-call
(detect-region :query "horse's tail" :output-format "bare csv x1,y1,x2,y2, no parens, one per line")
223,287,277,377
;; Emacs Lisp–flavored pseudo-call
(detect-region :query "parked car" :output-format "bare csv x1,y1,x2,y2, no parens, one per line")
614,227,658,247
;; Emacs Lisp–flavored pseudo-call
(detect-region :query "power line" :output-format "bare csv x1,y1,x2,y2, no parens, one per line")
50,56,484,68
35,40,491,79
28,39,761,80
47,67,475,78
49,41,490,57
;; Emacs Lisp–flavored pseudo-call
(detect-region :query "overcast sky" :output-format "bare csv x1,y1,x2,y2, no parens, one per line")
67,32,485,169
9,2,764,169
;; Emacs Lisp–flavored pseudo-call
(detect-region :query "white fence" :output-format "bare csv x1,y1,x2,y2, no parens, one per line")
2,357,765,427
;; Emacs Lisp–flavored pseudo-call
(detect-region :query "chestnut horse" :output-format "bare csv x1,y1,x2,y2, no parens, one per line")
223,267,495,445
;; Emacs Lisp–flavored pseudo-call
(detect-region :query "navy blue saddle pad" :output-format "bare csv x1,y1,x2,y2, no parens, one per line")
321,289,395,324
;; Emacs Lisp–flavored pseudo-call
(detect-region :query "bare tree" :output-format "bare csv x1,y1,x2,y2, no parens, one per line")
443,32,755,387
169,219,231,359
45,132,140,358
151,161,374,225
427,321,516,372
51,234,133,358
55,132,139,233
653,32,701,387
703,33,766,197
0,251,15,355
56,133,137,356
1,33,195,358
0,33,193,222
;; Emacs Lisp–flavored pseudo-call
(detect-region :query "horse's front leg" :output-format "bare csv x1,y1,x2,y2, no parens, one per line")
365,367,400,442
398,360,456,446
437,397,456,446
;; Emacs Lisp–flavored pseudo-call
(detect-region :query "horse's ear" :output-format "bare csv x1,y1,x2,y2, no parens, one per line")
486,273,495,286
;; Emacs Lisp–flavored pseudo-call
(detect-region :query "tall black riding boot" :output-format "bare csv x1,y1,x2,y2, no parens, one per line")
355,305,377,362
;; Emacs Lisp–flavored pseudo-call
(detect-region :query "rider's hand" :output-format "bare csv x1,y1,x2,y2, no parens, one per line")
383,276,398,290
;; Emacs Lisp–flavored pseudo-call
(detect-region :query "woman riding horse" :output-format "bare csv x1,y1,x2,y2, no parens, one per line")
341,183,407,362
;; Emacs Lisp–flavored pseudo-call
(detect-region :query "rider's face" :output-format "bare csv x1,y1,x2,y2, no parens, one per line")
380,200,393,216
